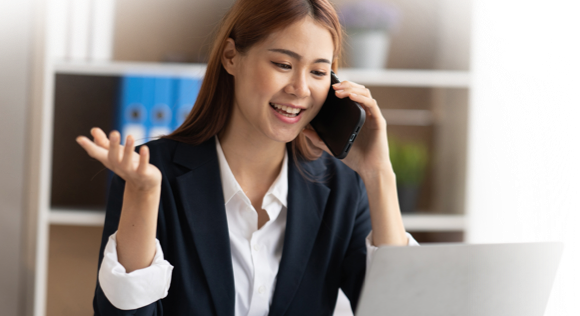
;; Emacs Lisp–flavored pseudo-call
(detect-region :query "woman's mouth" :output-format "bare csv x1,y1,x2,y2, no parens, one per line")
269,102,303,118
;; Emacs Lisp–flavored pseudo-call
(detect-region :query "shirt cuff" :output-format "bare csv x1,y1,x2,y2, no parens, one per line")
365,231,419,272
98,231,174,310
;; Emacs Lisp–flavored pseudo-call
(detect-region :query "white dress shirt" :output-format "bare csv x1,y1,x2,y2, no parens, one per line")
98,137,419,314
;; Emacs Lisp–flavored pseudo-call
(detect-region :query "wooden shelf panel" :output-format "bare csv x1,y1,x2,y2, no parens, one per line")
49,209,465,231
338,69,470,88
50,209,106,227
381,109,434,126
53,60,207,77
53,61,470,88
402,214,465,232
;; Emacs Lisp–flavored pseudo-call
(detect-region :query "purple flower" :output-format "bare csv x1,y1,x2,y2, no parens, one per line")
338,0,401,31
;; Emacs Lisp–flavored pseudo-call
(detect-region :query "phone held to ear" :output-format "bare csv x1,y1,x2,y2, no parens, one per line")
309,71,366,159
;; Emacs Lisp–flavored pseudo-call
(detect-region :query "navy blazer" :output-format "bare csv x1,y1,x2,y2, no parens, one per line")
93,137,372,316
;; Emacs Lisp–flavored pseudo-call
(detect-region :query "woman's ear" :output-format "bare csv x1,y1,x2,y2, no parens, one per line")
222,38,237,76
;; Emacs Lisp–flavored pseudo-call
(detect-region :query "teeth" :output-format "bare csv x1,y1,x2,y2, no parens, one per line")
271,103,301,115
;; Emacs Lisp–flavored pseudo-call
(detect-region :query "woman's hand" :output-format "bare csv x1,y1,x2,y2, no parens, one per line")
303,82,409,246
76,127,162,192
303,80,392,179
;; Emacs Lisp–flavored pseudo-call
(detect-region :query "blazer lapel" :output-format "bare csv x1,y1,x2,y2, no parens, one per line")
269,153,331,316
173,138,235,316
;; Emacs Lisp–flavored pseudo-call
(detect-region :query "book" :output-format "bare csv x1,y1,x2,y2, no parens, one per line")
148,76,174,139
48,0,116,61
89,0,116,61
47,0,69,60
173,77,202,131
118,75,149,145
69,0,91,60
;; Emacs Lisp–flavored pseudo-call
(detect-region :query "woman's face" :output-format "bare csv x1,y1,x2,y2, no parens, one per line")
223,16,334,144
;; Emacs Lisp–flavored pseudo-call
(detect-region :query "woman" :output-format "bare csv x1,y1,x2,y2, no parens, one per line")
76,0,418,315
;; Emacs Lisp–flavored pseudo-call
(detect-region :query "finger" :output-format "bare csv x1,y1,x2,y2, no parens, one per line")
76,136,110,166
333,81,371,98
91,127,110,149
108,130,122,166
121,135,135,170
137,145,150,174
347,93,383,120
302,128,332,156
334,85,372,99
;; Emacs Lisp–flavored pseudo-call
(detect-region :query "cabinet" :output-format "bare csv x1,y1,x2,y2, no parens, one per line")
32,0,472,315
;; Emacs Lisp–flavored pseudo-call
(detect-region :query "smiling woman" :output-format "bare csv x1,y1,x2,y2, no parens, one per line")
217,17,334,155
165,0,342,161
75,0,417,315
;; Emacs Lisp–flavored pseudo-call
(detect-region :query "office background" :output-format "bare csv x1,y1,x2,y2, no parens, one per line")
0,0,578,315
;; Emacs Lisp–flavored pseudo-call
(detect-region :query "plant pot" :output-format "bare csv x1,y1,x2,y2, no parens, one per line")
346,30,390,68
397,184,421,213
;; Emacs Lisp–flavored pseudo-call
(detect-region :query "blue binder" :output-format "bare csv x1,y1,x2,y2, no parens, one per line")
141,77,156,143
118,75,148,146
173,77,202,131
148,76,174,139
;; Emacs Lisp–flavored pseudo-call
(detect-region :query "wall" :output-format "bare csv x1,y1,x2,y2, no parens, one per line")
0,1,34,315
467,0,580,315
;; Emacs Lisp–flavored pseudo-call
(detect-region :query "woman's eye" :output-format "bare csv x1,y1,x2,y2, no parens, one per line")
271,62,326,77
272,62,291,69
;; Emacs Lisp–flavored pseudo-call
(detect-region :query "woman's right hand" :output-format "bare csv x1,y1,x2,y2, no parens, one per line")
76,127,162,192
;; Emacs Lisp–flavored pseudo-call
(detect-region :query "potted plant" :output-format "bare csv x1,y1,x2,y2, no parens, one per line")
389,138,429,213
338,0,400,68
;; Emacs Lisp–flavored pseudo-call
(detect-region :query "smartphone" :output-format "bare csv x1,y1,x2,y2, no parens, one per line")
310,71,366,159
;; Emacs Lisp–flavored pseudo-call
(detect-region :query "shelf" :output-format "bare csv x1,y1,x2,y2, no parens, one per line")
49,208,464,231
338,69,470,88
381,109,434,126
53,61,470,88
50,209,106,227
53,60,207,77
402,214,465,231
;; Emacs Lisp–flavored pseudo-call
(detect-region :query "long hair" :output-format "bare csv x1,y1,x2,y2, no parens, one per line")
163,0,343,161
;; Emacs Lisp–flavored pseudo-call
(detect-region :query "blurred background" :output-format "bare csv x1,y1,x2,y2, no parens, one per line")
0,0,578,315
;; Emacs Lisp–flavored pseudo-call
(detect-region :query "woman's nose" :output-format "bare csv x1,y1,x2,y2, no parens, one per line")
285,73,311,98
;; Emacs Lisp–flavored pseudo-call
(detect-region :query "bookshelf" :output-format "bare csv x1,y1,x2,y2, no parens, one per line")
31,0,473,315
47,60,469,231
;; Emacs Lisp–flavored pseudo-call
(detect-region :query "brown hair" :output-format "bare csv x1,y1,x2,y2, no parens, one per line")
163,0,343,161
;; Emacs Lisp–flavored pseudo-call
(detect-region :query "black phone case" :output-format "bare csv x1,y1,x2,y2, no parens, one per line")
310,71,366,159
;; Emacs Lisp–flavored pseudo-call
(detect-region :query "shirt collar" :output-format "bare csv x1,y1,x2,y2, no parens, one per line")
215,136,288,211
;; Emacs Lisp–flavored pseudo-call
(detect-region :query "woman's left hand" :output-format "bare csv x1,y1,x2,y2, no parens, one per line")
303,80,392,179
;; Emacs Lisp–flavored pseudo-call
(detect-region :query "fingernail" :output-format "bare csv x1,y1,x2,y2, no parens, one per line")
335,89,343,93
351,93,357,96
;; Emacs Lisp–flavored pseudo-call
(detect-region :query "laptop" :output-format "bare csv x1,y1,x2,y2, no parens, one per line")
355,242,563,316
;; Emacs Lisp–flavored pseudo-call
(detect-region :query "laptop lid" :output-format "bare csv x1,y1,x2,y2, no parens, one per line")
355,242,563,316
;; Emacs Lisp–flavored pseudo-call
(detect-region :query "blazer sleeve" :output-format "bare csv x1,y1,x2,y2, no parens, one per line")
339,176,372,313
93,173,164,316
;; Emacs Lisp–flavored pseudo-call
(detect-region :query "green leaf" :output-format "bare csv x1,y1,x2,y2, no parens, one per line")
389,137,429,186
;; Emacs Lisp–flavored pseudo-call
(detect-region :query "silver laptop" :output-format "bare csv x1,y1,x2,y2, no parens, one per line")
355,242,563,316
